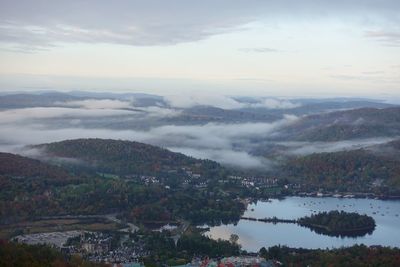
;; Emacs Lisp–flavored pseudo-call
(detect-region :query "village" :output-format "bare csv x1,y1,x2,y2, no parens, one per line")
123,167,282,191
14,231,147,266
12,230,280,267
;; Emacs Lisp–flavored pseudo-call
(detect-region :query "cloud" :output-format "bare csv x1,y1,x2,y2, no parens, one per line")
164,94,300,110
0,0,260,49
279,137,397,155
164,94,245,109
0,115,298,169
0,107,137,124
19,146,85,165
330,74,400,84
140,106,182,118
239,48,280,53
361,71,385,75
1,0,399,50
252,99,300,109
0,101,182,125
147,116,298,149
365,30,400,46
330,75,370,81
3,110,396,168
59,99,133,109
168,147,269,169
59,98,182,117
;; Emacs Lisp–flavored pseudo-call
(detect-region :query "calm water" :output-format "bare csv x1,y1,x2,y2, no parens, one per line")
206,197,400,252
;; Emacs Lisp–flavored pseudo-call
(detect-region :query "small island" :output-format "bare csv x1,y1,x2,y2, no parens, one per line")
297,210,376,237
242,210,376,237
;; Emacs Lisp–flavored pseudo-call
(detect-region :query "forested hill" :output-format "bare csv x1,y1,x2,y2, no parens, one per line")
0,152,85,223
0,152,71,181
281,107,400,141
0,148,241,225
278,149,400,194
33,138,224,176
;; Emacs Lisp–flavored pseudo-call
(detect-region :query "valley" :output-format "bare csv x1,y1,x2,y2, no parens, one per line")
1,92,400,265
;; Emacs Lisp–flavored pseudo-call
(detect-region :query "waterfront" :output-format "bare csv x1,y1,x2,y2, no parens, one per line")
206,197,400,252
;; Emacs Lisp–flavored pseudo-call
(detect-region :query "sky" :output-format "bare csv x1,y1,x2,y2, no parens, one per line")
0,0,399,97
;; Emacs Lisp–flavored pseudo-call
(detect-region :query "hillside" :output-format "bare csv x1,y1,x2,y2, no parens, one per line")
279,107,400,141
0,153,85,223
1,140,246,226
278,149,400,194
0,241,106,267
179,106,281,123
33,138,224,178
0,92,81,109
0,152,71,180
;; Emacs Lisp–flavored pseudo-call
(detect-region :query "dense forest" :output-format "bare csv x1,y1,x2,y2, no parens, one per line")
297,210,376,237
284,107,400,141
0,240,107,267
0,152,73,181
1,137,399,265
33,138,225,178
279,149,400,194
259,244,400,267
0,149,244,227
132,230,241,266
3,239,400,267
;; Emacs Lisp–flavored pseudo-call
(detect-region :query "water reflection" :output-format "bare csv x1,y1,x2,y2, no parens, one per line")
206,197,400,252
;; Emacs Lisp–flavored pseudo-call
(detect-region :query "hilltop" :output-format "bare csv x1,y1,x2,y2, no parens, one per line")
33,138,224,178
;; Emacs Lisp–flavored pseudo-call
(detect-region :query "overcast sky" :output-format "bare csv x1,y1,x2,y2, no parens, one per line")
0,0,399,97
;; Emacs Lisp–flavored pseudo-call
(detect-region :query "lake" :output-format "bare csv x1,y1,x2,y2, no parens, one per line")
206,197,400,252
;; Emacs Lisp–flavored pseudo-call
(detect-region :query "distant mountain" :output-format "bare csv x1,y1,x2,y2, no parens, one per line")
285,100,394,115
172,99,396,126
239,100,394,117
0,91,164,109
178,106,282,123
67,91,165,107
278,107,400,141
0,92,82,109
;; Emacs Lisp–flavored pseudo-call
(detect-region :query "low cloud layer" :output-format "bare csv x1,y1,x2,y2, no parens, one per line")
280,137,398,155
59,99,133,109
168,147,271,169
164,94,245,109
164,94,300,110
0,115,298,169
0,99,183,124
140,106,182,118
252,99,301,109
1,96,397,169
0,107,137,124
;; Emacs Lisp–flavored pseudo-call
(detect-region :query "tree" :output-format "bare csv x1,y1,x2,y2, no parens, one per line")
229,234,239,245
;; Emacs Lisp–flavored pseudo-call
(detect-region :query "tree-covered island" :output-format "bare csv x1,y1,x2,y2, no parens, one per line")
297,210,376,237
242,210,376,237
